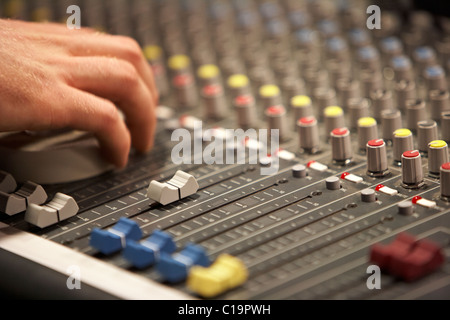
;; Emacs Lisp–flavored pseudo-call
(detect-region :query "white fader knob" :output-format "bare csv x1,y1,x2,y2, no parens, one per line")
147,171,199,205
25,193,79,228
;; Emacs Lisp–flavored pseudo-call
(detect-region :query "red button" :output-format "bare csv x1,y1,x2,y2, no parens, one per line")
403,150,420,158
235,94,254,106
298,116,316,125
341,172,350,179
375,184,385,191
411,196,422,204
202,84,223,96
306,160,316,168
267,105,285,115
442,162,450,170
173,74,193,87
331,128,348,136
368,139,384,147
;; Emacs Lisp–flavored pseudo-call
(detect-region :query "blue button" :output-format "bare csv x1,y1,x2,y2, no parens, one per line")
317,20,338,36
266,20,288,36
156,244,210,283
90,218,142,255
327,37,347,52
259,2,280,20
358,46,379,60
391,56,411,69
295,29,315,45
381,37,402,53
425,65,444,78
348,29,369,46
123,230,176,269
289,11,309,30
237,11,258,29
415,46,435,60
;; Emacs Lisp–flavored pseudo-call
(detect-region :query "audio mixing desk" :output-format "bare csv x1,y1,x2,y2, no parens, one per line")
0,0,449,300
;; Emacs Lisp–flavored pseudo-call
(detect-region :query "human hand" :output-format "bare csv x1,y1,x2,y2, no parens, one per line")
0,19,158,168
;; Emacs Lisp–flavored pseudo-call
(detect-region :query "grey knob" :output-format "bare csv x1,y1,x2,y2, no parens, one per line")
428,140,449,176
324,106,345,138
405,99,427,131
331,128,353,164
348,98,370,129
0,171,17,194
398,201,414,215
361,189,376,203
429,90,450,122
395,80,416,112
297,116,320,154
326,176,341,190
401,150,424,187
265,105,288,141
234,94,257,128
202,84,228,119
361,71,382,97
172,73,198,109
393,129,414,164
413,46,437,75
441,163,450,200
366,139,389,176
391,55,414,82
417,120,438,154
381,109,403,142
370,89,393,120
424,65,447,91
442,112,450,143
357,117,379,151
292,164,307,178
336,78,360,108
313,87,337,121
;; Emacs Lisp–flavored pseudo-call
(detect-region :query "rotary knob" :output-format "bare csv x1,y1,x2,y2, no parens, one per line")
401,150,424,188
330,128,353,165
441,163,450,201
428,140,449,177
297,116,320,154
366,139,389,177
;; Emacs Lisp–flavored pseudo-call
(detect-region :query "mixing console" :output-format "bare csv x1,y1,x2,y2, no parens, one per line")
0,0,449,300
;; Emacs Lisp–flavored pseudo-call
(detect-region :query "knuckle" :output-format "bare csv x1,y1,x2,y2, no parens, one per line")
98,102,121,128
114,60,140,88
117,36,144,64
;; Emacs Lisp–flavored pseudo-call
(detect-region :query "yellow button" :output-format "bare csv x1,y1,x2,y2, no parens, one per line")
358,117,377,127
394,128,412,137
143,45,162,61
291,95,312,108
188,267,227,298
187,254,248,298
197,64,220,79
259,85,280,98
216,254,248,288
168,55,190,71
228,74,249,88
429,140,447,148
324,106,343,117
